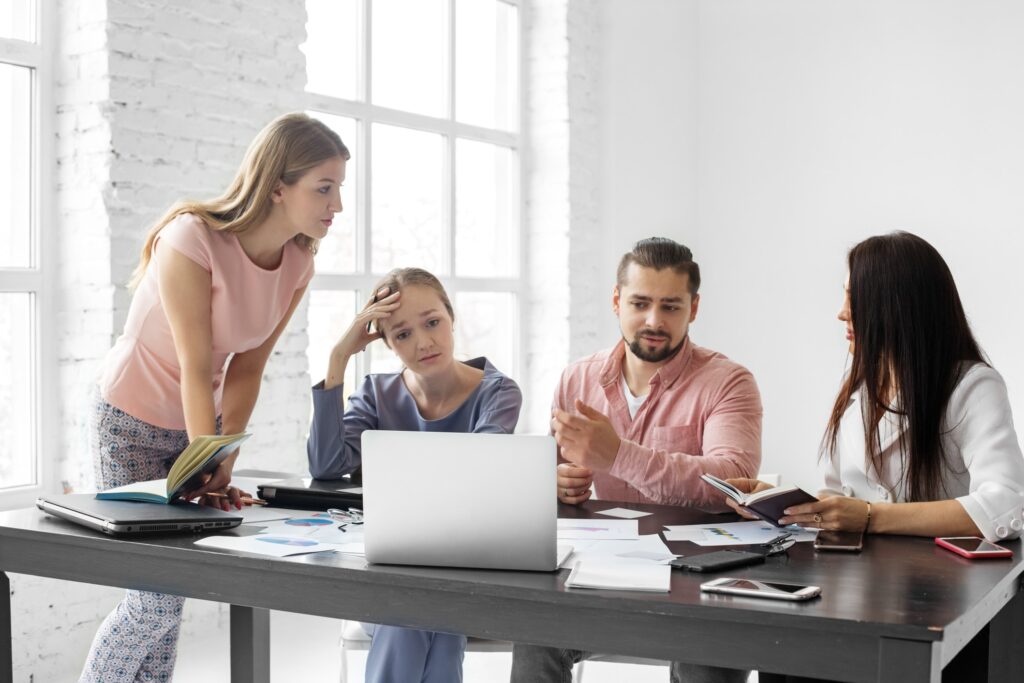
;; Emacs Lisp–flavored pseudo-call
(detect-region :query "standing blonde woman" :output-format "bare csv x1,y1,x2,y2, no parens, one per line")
80,112,349,683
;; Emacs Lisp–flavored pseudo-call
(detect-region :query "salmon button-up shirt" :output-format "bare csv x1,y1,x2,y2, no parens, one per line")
554,338,762,511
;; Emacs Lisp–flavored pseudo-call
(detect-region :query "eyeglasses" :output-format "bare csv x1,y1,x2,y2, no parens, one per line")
327,507,364,531
759,532,795,556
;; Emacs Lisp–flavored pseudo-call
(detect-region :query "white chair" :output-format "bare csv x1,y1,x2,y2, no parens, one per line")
574,654,669,681
338,620,514,683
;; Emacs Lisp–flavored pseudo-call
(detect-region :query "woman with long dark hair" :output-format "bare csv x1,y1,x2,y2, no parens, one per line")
725,231,1024,540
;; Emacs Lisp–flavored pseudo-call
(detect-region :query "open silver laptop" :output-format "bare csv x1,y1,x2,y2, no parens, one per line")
37,493,243,536
361,431,570,571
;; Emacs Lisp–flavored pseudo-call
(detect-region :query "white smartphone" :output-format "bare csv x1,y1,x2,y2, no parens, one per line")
700,577,821,601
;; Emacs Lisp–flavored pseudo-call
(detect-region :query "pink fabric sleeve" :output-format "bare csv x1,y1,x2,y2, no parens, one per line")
155,214,212,271
551,370,571,463
609,368,763,511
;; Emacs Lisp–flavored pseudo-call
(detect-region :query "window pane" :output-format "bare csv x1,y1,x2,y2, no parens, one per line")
303,0,359,100
307,290,358,403
308,111,358,272
0,294,35,489
455,0,517,130
372,0,447,117
0,63,31,268
367,331,403,376
454,292,516,379
371,123,444,274
455,139,516,278
0,0,33,41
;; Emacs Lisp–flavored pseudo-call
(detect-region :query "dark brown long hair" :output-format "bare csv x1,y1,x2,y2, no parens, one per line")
822,232,985,501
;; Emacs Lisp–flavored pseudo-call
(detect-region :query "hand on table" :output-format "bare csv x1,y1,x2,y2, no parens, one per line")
182,462,250,511
557,462,594,505
778,494,870,532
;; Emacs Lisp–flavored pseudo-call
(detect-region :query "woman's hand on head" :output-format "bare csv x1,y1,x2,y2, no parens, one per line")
333,288,402,359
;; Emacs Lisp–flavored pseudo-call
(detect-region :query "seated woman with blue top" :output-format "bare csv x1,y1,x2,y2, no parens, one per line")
307,266,522,683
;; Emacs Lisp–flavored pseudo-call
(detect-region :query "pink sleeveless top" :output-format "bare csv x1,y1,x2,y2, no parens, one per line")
99,213,314,429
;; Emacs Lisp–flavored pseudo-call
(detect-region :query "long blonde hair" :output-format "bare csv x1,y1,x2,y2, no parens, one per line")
129,112,350,288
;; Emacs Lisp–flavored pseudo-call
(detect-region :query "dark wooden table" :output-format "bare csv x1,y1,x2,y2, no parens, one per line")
1,497,1022,683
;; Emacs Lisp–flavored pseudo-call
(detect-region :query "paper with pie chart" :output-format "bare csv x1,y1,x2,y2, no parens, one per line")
193,534,339,557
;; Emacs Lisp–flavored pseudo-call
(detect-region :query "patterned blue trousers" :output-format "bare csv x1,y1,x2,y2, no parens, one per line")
79,395,204,683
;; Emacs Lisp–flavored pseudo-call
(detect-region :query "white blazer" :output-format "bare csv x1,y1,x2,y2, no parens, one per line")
820,363,1024,541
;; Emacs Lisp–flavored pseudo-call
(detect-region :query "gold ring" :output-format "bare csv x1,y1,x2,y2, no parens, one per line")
564,488,570,498
813,513,823,524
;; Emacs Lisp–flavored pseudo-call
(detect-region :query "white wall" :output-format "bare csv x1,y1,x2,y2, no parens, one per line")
597,0,1024,492
597,0,699,343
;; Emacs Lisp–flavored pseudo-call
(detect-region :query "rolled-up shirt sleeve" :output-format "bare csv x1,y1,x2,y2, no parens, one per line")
307,377,378,479
609,368,763,510
951,367,1024,541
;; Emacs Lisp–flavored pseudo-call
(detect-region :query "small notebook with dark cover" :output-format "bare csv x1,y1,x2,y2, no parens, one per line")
701,474,818,527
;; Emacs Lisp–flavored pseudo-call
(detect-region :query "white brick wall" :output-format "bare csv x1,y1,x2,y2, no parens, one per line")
523,0,603,434
14,1,310,680
13,2,602,680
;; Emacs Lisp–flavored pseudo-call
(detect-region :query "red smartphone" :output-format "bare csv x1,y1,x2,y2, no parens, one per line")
935,536,1012,559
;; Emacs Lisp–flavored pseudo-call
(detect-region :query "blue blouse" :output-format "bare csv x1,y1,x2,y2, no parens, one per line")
307,356,523,479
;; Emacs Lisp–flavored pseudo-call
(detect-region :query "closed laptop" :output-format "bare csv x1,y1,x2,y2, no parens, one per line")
37,493,243,536
257,477,362,510
361,431,565,571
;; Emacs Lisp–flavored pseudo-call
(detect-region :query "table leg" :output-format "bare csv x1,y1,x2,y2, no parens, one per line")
1,573,10,683
230,605,270,683
986,585,1024,683
878,637,940,683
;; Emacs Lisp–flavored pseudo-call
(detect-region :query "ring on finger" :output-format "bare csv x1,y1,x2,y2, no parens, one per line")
813,513,823,525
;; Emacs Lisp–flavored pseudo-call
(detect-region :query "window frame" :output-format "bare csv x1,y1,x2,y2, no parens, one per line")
0,0,56,510
303,0,526,385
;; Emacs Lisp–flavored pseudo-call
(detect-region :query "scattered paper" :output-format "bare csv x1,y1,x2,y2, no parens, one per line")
594,507,653,519
662,521,817,545
565,560,671,592
563,535,675,568
557,519,639,540
255,514,362,546
195,534,339,558
617,550,677,563
238,506,309,524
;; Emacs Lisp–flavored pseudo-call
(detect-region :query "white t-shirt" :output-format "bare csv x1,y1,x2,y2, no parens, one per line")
621,373,648,419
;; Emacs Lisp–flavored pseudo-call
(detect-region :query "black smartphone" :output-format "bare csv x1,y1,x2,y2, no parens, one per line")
813,529,864,552
670,549,766,573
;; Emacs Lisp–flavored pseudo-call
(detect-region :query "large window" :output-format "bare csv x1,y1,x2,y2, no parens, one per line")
301,0,522,397
0,0,53,507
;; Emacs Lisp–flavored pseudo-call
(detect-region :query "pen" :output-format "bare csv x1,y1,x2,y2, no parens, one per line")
204,492,268,506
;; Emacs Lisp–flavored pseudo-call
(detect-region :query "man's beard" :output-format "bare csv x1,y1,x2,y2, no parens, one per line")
625,329,686,363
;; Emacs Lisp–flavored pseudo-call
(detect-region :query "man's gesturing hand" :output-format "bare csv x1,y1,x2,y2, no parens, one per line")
551,399,622,472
